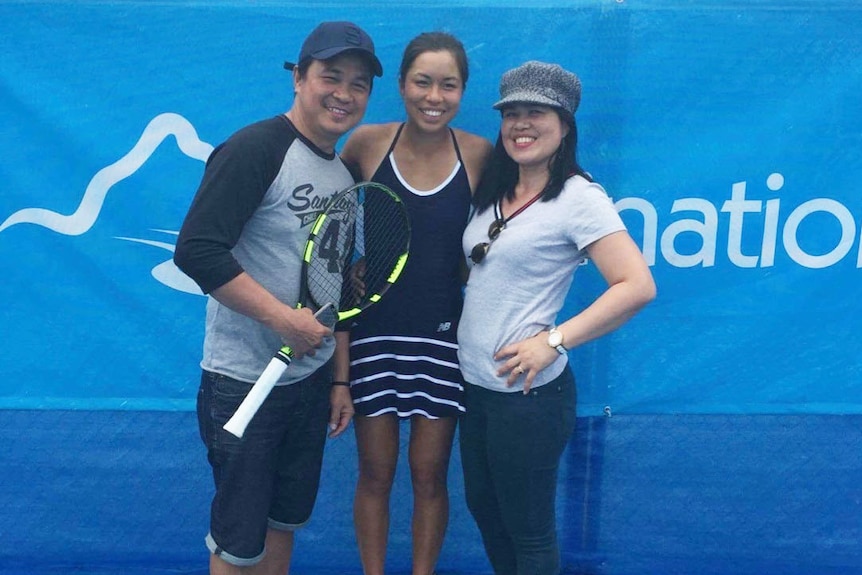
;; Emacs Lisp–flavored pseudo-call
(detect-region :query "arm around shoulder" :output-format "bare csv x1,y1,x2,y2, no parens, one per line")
340,124,394,181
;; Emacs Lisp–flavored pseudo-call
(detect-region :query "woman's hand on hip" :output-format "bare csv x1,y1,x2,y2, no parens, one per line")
494,332,559,394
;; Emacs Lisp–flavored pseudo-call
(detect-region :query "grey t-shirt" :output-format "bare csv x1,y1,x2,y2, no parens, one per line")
176,116,354,385
457,175,626,393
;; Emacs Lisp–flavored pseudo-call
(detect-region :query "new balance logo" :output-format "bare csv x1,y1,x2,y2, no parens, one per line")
436,322,452,333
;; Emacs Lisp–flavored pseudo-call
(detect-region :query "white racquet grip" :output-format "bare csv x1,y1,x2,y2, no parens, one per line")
222,305,332,439
222,355,290,438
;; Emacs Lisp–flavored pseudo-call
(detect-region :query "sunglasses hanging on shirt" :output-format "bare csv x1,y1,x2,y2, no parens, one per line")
470,192,543,264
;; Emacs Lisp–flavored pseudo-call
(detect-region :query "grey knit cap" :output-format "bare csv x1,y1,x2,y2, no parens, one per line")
493,60,581,118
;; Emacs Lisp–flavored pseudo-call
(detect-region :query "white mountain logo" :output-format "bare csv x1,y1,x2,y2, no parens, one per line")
1,112,213,295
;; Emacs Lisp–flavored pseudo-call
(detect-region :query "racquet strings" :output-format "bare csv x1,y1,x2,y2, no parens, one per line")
305,183,409,318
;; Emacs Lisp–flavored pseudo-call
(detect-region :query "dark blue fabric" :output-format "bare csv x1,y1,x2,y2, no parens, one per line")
347,125,471,418
5,410,861,574
460,369,577,575
349,125,471,337
197,370,331,563
1,3,860,575
1,2,860,417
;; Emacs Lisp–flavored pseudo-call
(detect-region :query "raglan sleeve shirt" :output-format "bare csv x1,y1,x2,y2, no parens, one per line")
174,123,282,294
173,116,356,385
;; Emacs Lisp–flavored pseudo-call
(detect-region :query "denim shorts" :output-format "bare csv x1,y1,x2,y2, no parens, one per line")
197,366,331,566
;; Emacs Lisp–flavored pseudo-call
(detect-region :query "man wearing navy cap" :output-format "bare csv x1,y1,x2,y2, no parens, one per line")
174,21,382,575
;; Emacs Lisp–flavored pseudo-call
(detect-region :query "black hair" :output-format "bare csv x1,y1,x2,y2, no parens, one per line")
472,109,591,213
398,32,469,89
296,60,312,77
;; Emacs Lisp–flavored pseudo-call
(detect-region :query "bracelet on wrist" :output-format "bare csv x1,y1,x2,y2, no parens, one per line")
331,380,351,387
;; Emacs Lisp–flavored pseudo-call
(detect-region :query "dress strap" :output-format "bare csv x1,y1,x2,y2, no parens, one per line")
449,128,464,164
387,123,406,155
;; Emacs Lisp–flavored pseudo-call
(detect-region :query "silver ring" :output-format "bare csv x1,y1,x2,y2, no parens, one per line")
515,365,525,374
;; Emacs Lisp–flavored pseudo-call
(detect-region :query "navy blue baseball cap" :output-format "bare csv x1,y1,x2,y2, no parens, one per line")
284,21,383,77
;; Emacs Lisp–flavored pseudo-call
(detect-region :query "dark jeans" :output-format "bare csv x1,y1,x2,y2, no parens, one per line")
197,368,331,565
459,367,577,575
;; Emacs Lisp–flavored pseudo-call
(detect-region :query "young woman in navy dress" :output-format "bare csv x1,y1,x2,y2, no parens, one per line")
338,31,492,575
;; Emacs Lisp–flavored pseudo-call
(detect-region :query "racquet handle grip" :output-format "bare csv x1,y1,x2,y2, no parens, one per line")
222,348,292,438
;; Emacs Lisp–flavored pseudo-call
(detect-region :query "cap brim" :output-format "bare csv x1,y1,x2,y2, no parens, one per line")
288,46,382,77
493,90,560,110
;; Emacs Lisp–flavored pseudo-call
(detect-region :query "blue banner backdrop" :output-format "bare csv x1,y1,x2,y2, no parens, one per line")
1,1,860,415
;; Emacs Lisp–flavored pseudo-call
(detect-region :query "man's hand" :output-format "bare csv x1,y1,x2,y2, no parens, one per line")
280,307,332,359
209,273,332,359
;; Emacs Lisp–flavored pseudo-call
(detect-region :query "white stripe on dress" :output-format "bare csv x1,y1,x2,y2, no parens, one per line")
353,389,464,408
351,353,458,369
352,371,464,390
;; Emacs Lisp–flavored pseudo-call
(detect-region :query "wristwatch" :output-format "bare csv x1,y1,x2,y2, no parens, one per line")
547,328,567,355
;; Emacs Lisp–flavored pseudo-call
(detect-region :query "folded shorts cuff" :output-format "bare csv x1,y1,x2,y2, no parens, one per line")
205,532,264,567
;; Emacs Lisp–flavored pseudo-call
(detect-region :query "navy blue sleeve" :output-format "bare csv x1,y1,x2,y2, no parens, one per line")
174,118,293,294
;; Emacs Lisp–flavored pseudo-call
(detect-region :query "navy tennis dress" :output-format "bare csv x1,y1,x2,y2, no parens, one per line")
348,124,471,418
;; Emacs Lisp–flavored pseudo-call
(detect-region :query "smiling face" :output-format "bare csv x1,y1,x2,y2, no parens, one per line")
399,50,464,132
500,103,570,170
289,52,373,152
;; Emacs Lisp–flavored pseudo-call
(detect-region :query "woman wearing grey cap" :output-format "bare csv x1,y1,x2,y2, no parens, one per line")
457,61,656,574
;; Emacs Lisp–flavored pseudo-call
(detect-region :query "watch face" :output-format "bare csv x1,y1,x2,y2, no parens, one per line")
548,330,563,347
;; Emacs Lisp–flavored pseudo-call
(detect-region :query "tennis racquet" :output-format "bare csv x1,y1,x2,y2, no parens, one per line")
223,181,410,438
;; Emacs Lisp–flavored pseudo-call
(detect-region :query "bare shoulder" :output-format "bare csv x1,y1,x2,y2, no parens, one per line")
452,129,493,192
342,122,398,159
453,128,493,167
340,123,400,179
